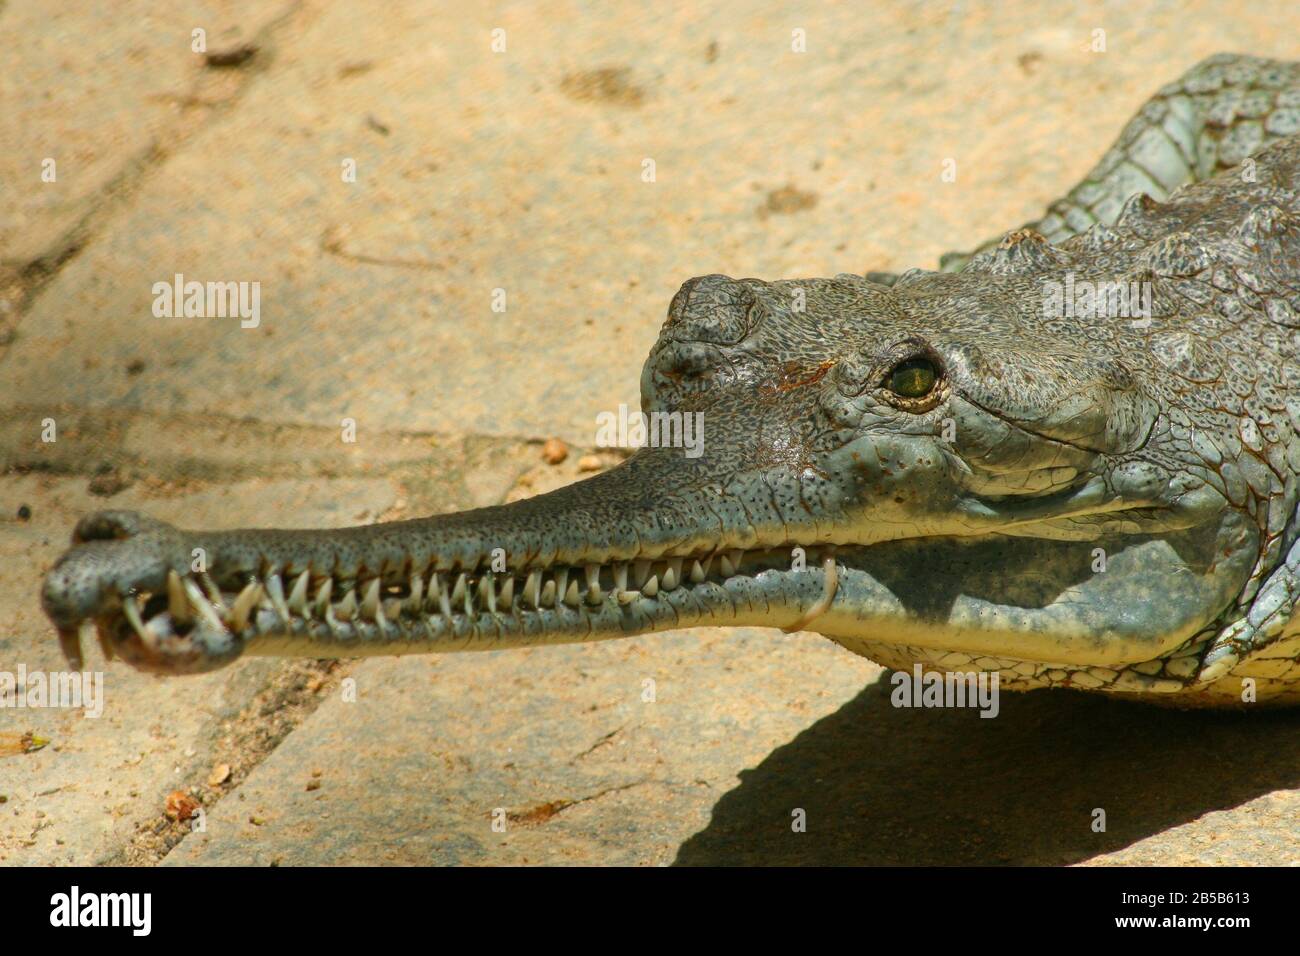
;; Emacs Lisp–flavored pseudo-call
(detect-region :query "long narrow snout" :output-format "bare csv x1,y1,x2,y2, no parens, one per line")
42,447,840,674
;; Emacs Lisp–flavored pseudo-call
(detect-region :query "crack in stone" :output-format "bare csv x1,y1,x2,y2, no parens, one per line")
505,780,647,827
570,725,627,763
0,2,305,353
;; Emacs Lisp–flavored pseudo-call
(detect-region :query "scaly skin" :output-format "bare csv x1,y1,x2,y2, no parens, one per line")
41,54,1300,707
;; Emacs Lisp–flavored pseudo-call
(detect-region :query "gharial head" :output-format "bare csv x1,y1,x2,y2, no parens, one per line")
41,230,1266,700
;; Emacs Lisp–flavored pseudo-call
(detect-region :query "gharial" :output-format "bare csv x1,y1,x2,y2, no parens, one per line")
40,53,1300,707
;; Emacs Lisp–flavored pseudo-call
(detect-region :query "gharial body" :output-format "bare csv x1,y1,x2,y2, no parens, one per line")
40,54,1300,707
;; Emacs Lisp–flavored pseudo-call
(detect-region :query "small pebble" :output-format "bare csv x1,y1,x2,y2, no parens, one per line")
205,44,258,69
87,471,131,498
541,438,568,465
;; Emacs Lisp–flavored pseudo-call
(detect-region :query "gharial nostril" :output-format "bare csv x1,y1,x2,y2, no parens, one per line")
73,520,119,544
657,341,729,379
71,509,177,545
664,274,761,345
73,510,140,543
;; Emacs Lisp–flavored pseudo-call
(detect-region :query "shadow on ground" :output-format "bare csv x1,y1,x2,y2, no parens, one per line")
675,675,1300,865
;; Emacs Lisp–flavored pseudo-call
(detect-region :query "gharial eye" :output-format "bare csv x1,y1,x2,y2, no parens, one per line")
886,356,938,398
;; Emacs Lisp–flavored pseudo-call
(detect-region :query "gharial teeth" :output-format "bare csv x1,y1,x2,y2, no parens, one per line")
288,571,311,616
122,593,151,640
266,573,290,623
230,582,263,631
167,570,192,626
198,551,766,631
336,588,358,621
614,563,629,599
365,578,392,633
314,577,333,618
183,577,225,630
408,571,425,614
360,578,381,621
199,572,226,613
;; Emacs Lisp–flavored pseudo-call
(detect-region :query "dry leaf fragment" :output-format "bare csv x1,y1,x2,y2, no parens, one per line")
0,732,49,756
165,790,200,821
